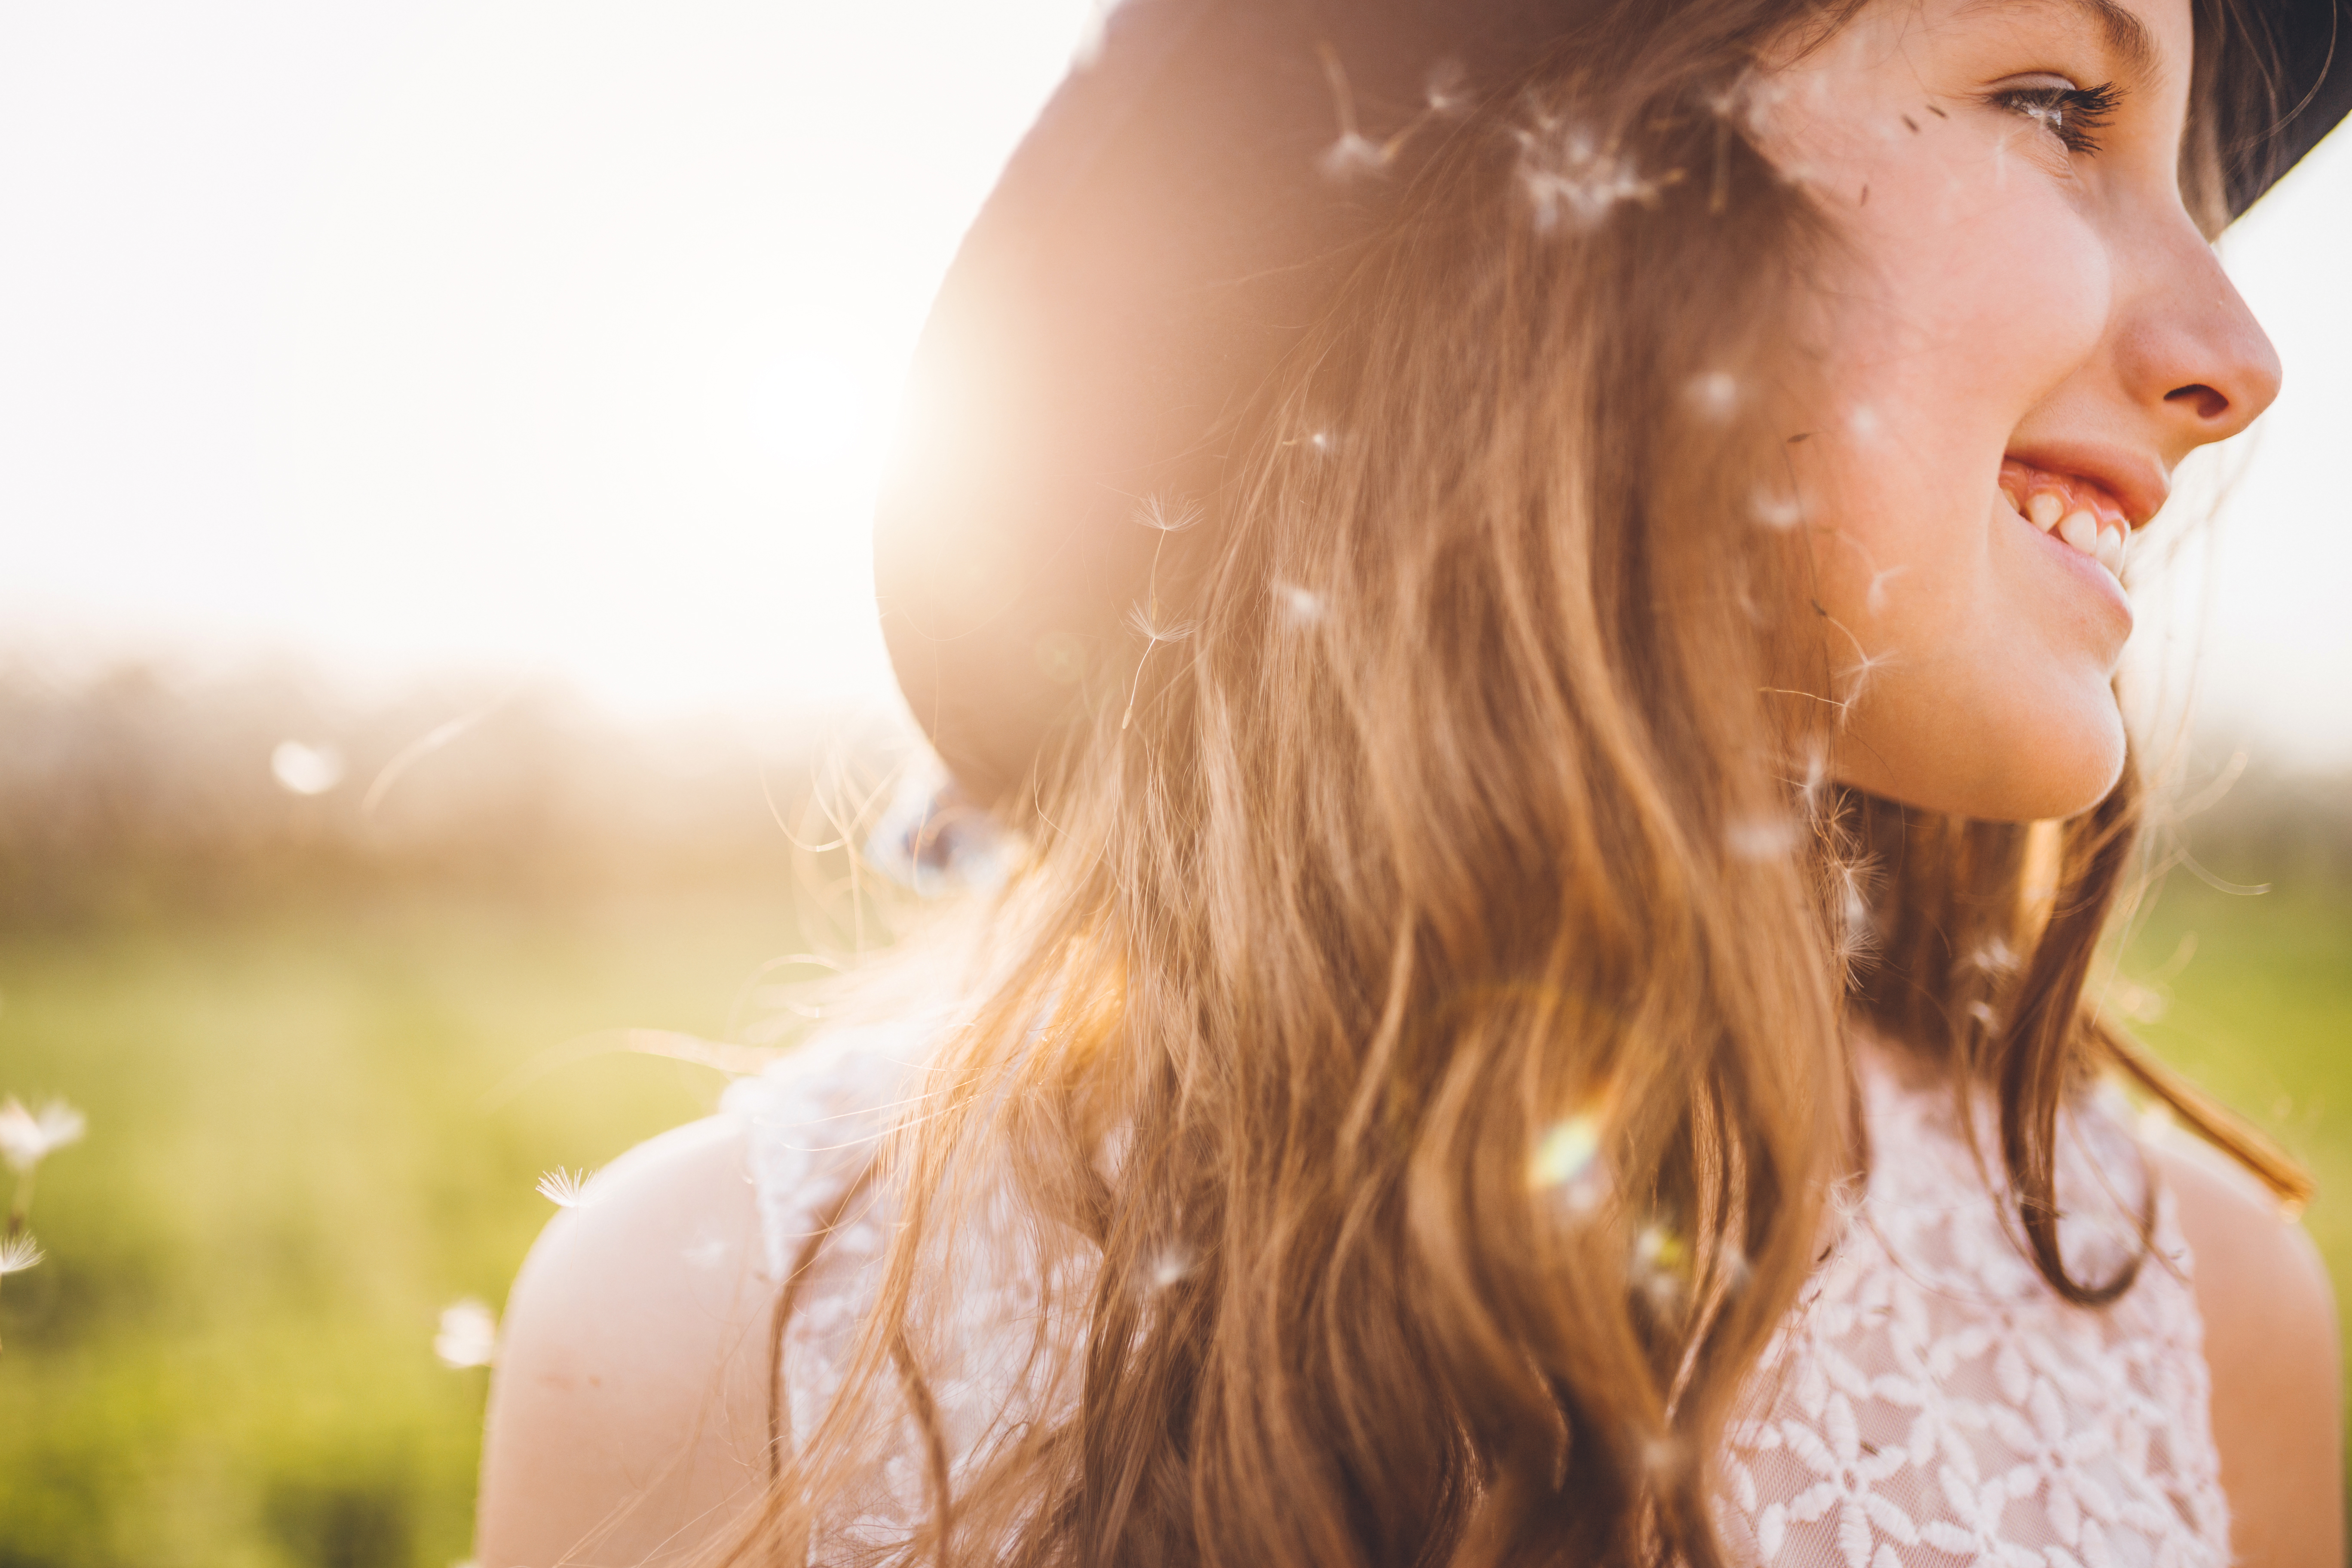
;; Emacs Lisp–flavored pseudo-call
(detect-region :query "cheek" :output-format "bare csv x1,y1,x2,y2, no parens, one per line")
1837,167,2110,452
1790,176,2123,817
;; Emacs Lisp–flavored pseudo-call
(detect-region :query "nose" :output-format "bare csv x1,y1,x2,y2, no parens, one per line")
2119,223,2282,454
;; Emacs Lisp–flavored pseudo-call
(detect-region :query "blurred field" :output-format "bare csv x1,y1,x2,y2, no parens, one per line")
0,669,2346,1565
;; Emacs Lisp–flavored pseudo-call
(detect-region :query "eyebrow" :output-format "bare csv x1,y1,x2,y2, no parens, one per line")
1954,0,2162,80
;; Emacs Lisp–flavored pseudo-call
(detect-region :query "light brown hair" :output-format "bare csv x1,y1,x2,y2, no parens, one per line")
727,0,2304,1561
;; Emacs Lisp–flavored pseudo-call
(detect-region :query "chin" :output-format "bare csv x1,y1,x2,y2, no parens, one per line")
1835,692,2128,824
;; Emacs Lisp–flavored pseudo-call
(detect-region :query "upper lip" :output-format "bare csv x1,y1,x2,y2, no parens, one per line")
2003,443,2170,529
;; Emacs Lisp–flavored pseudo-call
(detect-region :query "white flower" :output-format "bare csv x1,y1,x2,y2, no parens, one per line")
0,1098,85,1174
535,1167,601,1209
0,1232,43,1275
434,1298,499,1369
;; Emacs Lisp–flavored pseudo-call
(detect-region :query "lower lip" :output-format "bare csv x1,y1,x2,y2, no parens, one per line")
2010,503,2133,629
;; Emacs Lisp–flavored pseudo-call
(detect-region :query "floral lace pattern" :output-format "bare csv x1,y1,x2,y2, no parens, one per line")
1718,1064,2226,1568
726,1035,2226,1565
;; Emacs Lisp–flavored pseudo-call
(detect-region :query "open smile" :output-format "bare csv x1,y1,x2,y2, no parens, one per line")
1999,456,2135,581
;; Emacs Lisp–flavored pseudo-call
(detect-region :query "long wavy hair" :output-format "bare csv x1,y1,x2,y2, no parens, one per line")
725,0,2305,1562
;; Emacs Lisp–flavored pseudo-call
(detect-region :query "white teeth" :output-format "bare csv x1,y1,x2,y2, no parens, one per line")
2027,493,2064,531
2095,527,2125,574
2058,511,2100,553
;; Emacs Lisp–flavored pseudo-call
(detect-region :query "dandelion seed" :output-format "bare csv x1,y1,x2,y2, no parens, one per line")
0,1098,84,1175
1424,58,1470,113
1962,937,2017,975
1320,131,1387,180
1846,404,1880,441
1829,858,1878,969
1687,371,1739,422
1274,581,1326,627
1516,116,1677,233
1796,741,1830,821
1314,43,1386,184
433,1298,499,1369
0,1233,42,1275
1750,487,1806,530
1715,1241,1752,1290
536,1167,600,1209
270,740,346,796
1864,564,1909,616
1642,1437,1683,1476
1836,645,1896,709
1965,999,2000,1032
1134,494,1203,533
1145,1244,1191,1293
1121,601,1197,730
1306,429,1336,455
1726,815,1799,861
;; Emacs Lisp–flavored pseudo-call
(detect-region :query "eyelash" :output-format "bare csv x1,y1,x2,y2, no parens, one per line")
1988,80,2124,154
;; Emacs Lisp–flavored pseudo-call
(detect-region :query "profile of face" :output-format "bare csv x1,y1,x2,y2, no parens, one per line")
1750,0,2280,822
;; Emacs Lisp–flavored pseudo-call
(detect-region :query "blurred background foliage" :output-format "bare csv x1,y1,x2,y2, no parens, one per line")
0,664,2345,1565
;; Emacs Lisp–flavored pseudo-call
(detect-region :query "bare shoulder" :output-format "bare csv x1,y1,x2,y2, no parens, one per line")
2150,1135,2342,1568
477,1115,777,1568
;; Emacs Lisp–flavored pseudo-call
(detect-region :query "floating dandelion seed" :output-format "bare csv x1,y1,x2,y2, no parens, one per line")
1829,858,1879,969
1750,487,1805,530
536,1167,600,1209
1642,1437,1683,1476
1121,602,1197,731
1134,493,1203,534
434,1298,499,1369
1424,58,1470,113
1320,132,1388,179
1687,371,1739,422
1145,1245,1192,1293
1864,564,1909,617
1315,43,1389,182
1516,116,1678,233
270,740,346,796
1726,815,1799,862
1274,581,1326,627
1846,404,1881,441
0,1233,42,1275
1963,936,2018,975
1793,740,1831,822
1965,999,2000,1032
0,1098,83,1174
1836,645,1897,710
1715,1242,1752,1290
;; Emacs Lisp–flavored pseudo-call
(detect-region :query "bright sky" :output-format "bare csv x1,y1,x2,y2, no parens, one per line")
1,2,2348,766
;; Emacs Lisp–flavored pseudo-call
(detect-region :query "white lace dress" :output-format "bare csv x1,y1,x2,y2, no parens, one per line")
722,1028,2229,1567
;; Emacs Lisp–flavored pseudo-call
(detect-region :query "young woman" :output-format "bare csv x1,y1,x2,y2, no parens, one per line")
476,0,2349,1561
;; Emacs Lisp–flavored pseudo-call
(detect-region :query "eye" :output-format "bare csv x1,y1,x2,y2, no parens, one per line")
1986,77,2123,155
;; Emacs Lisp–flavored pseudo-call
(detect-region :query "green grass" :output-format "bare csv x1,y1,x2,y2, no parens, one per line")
0,872,2344,1564
0,889,809,1568
2118,872,2352,1358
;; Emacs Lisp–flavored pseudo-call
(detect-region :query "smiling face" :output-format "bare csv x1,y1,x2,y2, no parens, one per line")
1750,0,2279,821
